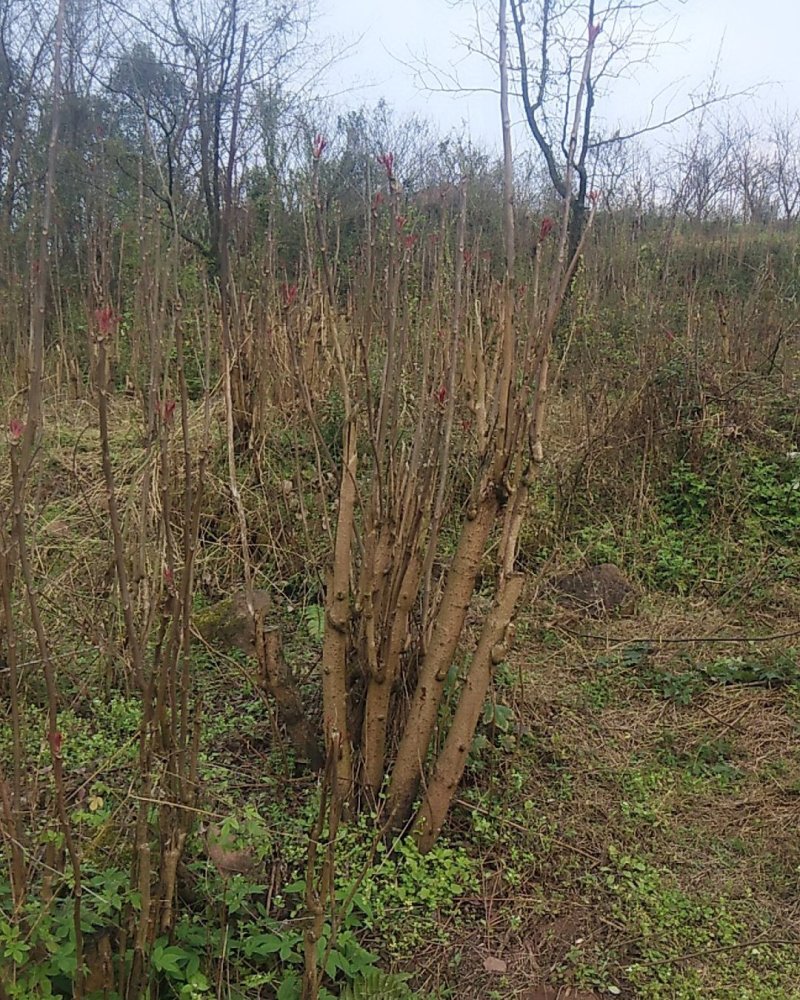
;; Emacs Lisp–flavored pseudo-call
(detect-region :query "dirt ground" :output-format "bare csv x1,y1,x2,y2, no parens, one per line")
419,590,800,999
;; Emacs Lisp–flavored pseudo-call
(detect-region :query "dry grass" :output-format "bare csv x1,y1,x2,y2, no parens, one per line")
427,593,800,998
3,389,798,999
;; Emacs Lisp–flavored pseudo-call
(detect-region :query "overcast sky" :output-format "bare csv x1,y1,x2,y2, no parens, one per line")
316,0,800,151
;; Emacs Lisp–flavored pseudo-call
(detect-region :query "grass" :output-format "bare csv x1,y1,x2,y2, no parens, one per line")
2,366,799,997
443,595,800,998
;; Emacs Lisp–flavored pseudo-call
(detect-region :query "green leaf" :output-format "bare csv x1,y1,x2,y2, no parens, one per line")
243,933,283,957
492,703,514,732
351,892,373,921
152,943,188,976
279,934,302,962
277,972,301,1000
304,605,325,641
325,949,341,979
188,971,209,991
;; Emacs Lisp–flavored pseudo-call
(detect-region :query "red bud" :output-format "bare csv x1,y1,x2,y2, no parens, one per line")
94,306,117,337
282,283,298,308
377,152,395,178
312,134,327,160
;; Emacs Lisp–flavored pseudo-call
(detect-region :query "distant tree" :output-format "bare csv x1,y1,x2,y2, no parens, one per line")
0,0,48,232
768,109,800,222
665,122,735,222
404,0,745,256
507,0,740,254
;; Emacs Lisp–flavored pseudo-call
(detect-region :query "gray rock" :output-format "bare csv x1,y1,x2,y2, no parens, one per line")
554,563,635,617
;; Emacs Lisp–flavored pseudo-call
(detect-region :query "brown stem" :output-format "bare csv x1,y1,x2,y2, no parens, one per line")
361,549,423,798
21,0,66,469
0,768,25,909
95,333,148,690
10,444,83,999
0,545,25,903
321,417,357,805
386,493,499,828
414,573,524,852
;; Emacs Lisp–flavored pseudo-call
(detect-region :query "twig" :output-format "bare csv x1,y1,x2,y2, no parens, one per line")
632,936,800,968
559,626,800,645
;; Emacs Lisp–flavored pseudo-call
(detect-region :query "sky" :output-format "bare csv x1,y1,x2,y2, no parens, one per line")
316,0,800,152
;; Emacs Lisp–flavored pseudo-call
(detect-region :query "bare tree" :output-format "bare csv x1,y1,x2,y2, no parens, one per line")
665,124,735,222
506,0,747,253
768,109,800,222
0,0,50,232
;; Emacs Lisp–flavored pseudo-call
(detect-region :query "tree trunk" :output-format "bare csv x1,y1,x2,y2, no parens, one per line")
385,493,499,828
260,628,323,771
568,200,587,269
414,573,524,852
321,417,357,803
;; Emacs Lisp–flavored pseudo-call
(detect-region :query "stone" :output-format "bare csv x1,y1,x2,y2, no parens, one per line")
554,563,635,617
194,590,274,656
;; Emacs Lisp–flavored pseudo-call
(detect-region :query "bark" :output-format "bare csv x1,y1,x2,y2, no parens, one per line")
414,573,524,852
362,550,423,799
261,628,323,771
568,200,588,270
385,494,499,828
321,417,357,803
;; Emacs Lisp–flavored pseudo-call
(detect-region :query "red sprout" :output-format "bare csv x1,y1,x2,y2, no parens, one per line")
377,152,395,178
162,399,176,424
94,306,117,338
282,283,298,308
312,134,327,160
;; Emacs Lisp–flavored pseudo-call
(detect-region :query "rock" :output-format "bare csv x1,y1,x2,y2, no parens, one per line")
483,955,508,973
194,590,274,655
203,823,260,878
554,563,635,617
194,591,324,770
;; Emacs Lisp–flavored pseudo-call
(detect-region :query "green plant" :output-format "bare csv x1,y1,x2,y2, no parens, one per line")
0,864,134,998
619,767,673,826
339,970,418,999
601,848,745,998
304,604,325,642
633,649,800,708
